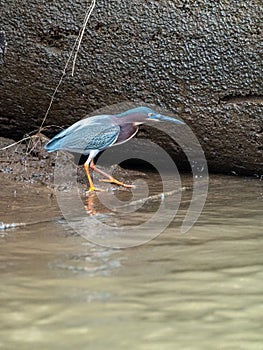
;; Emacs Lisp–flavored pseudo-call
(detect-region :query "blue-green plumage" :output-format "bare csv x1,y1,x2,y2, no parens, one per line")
45,115,120,154
44,107,185,191
45,107,184,155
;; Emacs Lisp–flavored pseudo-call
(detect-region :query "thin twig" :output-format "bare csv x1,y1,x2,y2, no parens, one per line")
113,187,189,210
71,0,96,76
40,0,96,131
0,217,64,231
1,136,32,150
39,42,77,131
0,126,54,151
1,1,96,154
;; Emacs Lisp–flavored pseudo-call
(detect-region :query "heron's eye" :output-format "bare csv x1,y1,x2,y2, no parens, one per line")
148,112,153,117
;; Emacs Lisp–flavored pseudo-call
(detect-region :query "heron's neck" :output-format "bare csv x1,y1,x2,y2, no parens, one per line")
114,123,139,145
115,112,145,124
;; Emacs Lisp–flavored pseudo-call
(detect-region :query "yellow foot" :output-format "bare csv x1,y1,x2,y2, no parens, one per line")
86,186,103,193
99,178,134,188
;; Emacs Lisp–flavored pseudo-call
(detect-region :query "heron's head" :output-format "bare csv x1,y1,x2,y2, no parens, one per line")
117,106,185,125
145,108,185,125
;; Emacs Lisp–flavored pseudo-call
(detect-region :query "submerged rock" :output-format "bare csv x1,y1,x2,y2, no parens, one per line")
0,0,262,175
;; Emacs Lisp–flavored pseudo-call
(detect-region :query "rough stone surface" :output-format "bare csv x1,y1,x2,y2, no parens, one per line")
1,0,262,175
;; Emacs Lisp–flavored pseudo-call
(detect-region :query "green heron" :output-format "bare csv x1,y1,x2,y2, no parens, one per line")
45,106,185,191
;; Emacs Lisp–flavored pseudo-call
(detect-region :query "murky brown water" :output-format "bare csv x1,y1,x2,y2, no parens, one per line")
1,174,262,349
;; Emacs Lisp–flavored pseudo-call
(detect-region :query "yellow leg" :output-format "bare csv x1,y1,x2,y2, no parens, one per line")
99,178,134,188
84,163,102,192
90,161,134,188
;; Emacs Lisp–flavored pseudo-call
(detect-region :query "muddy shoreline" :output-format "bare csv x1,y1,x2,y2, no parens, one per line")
0,136,152,190
1,133,261,196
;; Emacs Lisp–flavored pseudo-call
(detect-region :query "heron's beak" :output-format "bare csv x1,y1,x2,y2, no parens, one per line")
148,114,185,125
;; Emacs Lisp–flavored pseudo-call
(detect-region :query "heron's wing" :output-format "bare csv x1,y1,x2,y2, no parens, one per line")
62,124,120,152
45,122,120,153
45,116,120,153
